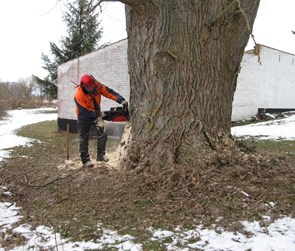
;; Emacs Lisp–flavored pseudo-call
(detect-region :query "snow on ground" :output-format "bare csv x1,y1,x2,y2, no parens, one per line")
0,108,57,162
231,114,295,140
0,108,295,251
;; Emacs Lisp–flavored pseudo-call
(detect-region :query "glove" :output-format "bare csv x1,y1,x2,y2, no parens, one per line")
94,117,106,131
121,100,128,111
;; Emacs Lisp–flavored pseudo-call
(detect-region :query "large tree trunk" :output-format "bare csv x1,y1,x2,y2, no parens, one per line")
124,0,260,173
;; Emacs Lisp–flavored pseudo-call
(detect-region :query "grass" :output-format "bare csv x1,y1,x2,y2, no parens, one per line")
17,120,61,141
242,139,295,157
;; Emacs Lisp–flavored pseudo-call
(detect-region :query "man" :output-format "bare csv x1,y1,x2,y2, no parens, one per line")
74,74,128,168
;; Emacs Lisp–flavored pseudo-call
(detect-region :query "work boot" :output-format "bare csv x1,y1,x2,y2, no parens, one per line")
83,160,94,168
97,155,109,162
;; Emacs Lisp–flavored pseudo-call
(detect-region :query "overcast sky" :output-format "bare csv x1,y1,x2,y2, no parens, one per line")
0,0,126,82
0,0,294,82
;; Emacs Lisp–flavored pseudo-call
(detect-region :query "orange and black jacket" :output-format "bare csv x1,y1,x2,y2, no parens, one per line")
74,81,124,123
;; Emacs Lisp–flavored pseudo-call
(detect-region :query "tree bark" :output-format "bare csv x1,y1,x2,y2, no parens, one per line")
121,0,260,173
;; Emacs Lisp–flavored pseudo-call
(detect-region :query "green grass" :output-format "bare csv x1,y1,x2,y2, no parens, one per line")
242,139,295,157
17,120,60,141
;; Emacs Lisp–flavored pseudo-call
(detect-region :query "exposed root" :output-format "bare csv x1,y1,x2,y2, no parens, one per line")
124,132,294,225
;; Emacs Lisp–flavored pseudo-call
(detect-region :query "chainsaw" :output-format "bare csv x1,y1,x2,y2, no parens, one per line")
102,106,129,122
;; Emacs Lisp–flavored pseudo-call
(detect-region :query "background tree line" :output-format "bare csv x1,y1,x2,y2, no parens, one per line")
0,77,47,119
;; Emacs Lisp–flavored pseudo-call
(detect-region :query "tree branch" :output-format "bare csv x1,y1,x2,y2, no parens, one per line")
23,169,82,188
235,0,261,63
209,0,261,63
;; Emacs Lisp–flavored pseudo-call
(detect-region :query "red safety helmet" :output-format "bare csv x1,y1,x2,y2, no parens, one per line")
80,74,97,94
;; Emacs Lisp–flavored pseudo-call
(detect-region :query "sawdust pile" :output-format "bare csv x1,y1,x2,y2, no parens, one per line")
58,123,131,170
105,123,131,168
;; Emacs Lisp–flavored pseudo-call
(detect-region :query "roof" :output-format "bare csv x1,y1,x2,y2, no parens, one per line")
245,44,295,57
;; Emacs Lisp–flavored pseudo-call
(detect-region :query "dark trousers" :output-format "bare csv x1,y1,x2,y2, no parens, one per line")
78,118,107,164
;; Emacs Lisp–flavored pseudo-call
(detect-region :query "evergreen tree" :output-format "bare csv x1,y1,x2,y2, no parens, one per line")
34,0,103,99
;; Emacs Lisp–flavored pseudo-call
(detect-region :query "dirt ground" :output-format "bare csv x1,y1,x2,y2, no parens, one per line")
0,121,294,245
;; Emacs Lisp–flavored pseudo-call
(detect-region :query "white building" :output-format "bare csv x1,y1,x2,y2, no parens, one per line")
57,40,295,132
232,44,295,121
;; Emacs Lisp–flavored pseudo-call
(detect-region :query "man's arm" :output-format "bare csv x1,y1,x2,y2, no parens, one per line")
100,84,125,104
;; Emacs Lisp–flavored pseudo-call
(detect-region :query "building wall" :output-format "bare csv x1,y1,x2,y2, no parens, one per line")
232,45,295,120
58,40,295,132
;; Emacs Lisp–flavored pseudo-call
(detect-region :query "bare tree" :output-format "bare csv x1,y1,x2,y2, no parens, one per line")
0,77,41,110
10,78,35,99
97,1,260,177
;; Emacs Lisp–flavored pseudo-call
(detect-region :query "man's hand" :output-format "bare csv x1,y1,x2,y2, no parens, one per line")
94,117,106,131
121,100,128,110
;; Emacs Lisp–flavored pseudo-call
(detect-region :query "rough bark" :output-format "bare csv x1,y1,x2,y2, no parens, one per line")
120,0,260,174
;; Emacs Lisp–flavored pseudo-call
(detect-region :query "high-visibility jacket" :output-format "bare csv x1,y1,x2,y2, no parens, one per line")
74,81,124,122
